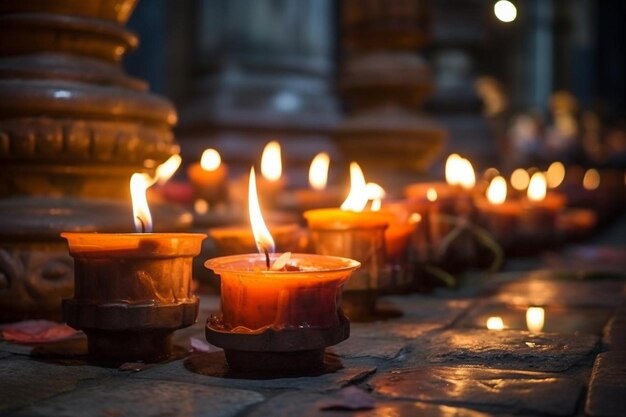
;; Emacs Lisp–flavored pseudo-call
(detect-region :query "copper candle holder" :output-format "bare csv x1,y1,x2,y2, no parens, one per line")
62,232,206,362
204,253,359,374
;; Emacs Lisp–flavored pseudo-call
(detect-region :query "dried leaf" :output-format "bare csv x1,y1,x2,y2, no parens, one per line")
317,386,375,411
0,320,78,344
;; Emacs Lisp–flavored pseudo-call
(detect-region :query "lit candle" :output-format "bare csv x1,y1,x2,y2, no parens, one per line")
526,306,545,333
486,316,505,331
257,140,286,204
204,167,360,372
187,148,229,206
61,173,206,362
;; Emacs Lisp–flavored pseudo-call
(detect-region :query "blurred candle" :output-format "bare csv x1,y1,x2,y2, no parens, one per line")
526,306,545,333
546,162,565,189
486,316,504,330
187,148,229,205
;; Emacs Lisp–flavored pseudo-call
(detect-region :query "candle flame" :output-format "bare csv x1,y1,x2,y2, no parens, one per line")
308,152,330,191
582,168,600,190
527,172,547,202
546,162,565,189
510,168,530,191
130,173,155,233
486,316,504,331
458,158,476,189
340,162,368,212
366,182,385,212
409,212,422,223
261,140,282,181
426,187,438,202
486,176,507,205
526,307,545,333
200,148,222,171
445,154,462,185
194,199,209,215
154,154,182,185
248,167,275,254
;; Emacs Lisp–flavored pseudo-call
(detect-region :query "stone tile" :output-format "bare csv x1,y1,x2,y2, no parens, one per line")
603,307,626,350
371,365,582,416
132,353,376,392
330,336,407,360
458,302,613,335
585,351,626,417
379,295,471,324
0,358,113,413
407,329,598,372
495,278,625,308
245,391,510,417
12,378,264,417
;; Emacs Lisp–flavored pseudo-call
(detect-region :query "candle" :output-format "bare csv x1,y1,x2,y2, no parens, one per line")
526,306,545,333
209,223,304,257
520,172,566,242
187,148,229,205
257,140,286,204
204,167,360,372
62,172,206,361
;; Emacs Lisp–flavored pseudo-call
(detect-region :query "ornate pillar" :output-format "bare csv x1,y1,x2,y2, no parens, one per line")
0,0,186,321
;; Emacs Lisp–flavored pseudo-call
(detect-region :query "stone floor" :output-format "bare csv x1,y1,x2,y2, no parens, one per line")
1,233,625,416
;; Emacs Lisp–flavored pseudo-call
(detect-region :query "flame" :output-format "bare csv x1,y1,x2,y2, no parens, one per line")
445,154,462,185
546,162,565,189
308,152,330,191
200,148,222,171
486,316,504,330
526,307,545,333
486,176,507,205
194,199,209,215
409,212,422,223
154,154,182,185
527,172,547,202
583,168,600,190
248,167,275,254
340,162,368,212
510,168,530,191
130,173,154,233
260,140,282,181
366,182,385,212
458,158,476,189
426,187,438,202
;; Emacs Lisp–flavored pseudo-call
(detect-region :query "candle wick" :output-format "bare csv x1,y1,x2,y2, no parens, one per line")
260,243,270,270
137,216,146,233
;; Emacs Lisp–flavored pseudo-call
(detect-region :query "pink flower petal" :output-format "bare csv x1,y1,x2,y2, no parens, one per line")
0,320,78,344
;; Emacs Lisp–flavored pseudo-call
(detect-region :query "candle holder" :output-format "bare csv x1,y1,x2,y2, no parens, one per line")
204,253,359,374
62,232,205,362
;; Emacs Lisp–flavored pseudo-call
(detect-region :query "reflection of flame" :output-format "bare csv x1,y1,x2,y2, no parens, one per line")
458,158,476,190
445,154,462,185
130,173,154,233
155,154,182,185
248,167,275,254
527,172,547,202
426,187,438,202
261,141,282,181
486,316,504,330
200,148,221,171
341,162,368,212
366,182,385,212
308,152,330,191
526,306,545,333
486,176,507,205
583,168,600,190
546,161,565,188
510,168,530,191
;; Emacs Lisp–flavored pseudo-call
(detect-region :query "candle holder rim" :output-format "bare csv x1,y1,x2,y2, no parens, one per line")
60,232,208,240
204,252,361,274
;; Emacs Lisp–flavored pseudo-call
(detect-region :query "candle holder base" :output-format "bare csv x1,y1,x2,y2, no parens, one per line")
205,316,349,374
63,298,198,362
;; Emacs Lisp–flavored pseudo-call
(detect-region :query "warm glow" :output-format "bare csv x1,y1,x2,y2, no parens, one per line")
200,148,221,171
486,316,504,330
546,162,565,189
194,199,209,215
494,0,517,23
130,173,154,233
248,167,275,254
340,162,369,212
583,169,600,190
445,154,462,185
426,187,438,202
526,307,545,333
366,182,386,212
308,152,330,191
409,212,422,223
527,172,547,202
260,140,282,181
510,168,530,191
484,167,500,180
458,158,476,190
155,154,182,184
486,176,507,205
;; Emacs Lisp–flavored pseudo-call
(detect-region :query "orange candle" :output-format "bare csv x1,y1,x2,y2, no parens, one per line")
257,140,286,203
209,223,304,256
187,148,229,205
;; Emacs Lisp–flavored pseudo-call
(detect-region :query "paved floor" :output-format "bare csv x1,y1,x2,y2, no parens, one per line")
1,242,625,416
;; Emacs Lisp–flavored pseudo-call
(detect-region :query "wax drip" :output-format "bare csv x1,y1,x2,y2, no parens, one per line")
137,216,146,233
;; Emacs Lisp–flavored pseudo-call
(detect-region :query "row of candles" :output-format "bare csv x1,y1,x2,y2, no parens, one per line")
60,140,624,369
